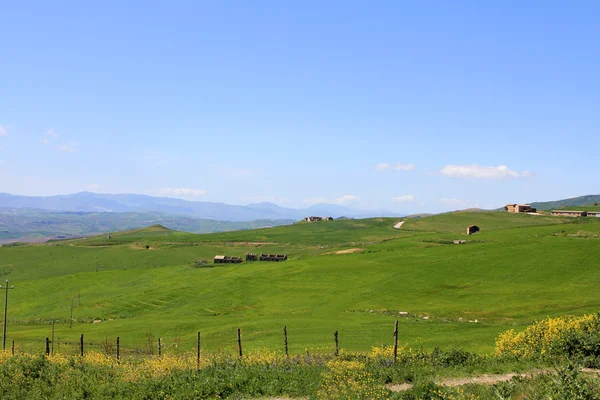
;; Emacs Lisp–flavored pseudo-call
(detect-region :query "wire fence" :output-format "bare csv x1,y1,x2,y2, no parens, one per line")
2,321,405,361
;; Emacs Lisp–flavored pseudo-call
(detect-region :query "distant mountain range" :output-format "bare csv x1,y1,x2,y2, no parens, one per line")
0,192,399,221
0,207,294,244
530,195,600,211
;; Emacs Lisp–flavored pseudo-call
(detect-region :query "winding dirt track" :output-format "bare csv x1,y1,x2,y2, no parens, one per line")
387,368,600,392
258,368,600,398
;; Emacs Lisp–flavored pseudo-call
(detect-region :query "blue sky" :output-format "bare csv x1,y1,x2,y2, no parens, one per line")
1,1,598,213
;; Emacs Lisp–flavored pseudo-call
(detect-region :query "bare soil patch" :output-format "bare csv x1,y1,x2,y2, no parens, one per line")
393,221,405,229
324,248,364,255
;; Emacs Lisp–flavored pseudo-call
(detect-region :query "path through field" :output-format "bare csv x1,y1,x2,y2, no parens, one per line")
386,368,600,392
256,368,600,399
393,221,405,229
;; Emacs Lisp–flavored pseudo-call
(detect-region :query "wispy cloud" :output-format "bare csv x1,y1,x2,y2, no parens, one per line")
0,126,7,136
395,163,415,171
392,195,416,203
375,163,392,171
46,129,58,139
42,129,60,145
375,163,415,172
336,195,361,204
58,142,79,153
155,188,208,197
440,164,527,180
86,184,100,190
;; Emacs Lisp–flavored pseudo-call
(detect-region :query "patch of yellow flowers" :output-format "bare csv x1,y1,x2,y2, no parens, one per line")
316,360,389,400
495,312,600,358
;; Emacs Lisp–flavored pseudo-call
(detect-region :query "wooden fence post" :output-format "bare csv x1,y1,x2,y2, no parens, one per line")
393,320,399,363
80,334,84,357
237,328,242,357
158,338,161,357
334,330,339,356
116,337,120,361
197,332,201,368
11,339,14,356
284,325,288,357
45,337,50,356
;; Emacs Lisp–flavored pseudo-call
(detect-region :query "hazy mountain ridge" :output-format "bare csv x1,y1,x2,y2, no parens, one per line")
0,192,400,221
0,207,294,243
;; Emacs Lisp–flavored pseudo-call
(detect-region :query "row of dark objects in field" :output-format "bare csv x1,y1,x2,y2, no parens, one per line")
213,253,288,264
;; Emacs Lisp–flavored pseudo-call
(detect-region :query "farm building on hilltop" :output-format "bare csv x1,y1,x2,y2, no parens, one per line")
467,225,480,235
259,253,288,262
304,216,333,222
551,210,599,217
214,255,243,264
505,204,536,213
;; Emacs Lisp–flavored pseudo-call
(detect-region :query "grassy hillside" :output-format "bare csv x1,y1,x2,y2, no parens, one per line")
1,212,599,355
530,194,600,210
555,204,600,212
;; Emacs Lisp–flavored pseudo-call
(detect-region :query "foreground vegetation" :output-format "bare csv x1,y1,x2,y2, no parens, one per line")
3,312,600,399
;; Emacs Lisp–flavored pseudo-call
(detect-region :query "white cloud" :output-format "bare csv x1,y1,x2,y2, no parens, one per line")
42,129,59,145
440,164,523,179
58,143,79,153
375,163,391,171
395,163,415,171
0,126,7,136
335,195,361,204
86,184,100,190
46,129,58,138
375,163,415,172
392,195,416,203
156,188,208,197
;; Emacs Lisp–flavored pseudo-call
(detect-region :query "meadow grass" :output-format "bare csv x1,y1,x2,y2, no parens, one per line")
0,212,599,356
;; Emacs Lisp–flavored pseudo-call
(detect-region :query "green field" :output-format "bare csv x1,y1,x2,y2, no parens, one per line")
1,211,599,356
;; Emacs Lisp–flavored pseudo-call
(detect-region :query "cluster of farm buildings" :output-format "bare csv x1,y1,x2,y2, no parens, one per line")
304,216,334,222
505,204,598,217
213,253,288,264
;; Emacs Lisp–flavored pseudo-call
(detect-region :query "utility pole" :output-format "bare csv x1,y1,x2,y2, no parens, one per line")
0,280,15,350
51,319,55,354
70,298,74,329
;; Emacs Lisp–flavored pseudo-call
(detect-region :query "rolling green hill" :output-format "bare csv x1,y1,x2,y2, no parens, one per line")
0,212,598,355
530,194,600,210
